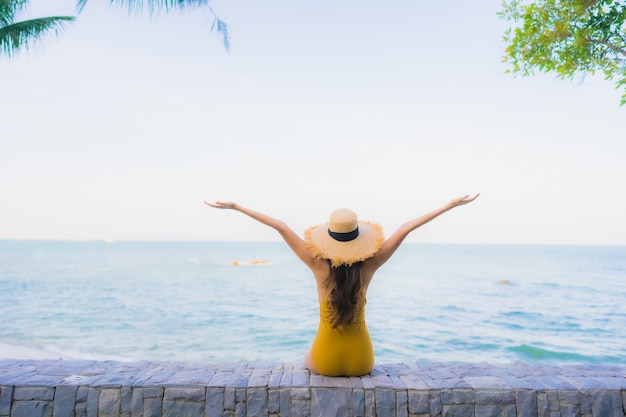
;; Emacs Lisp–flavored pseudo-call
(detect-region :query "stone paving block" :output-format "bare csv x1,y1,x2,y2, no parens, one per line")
397,388,409,417
311,375,352,389
419,373,441,390
611,391,624,417
279,369,293,388
268,387,280,414
559,390,581,406
400,375,430,390
235,400,246,417
452,388,475,405
208,371,231,387
98,387,121,417
87,387,99,417
162,399,205,417
11,400,53,417
547,390,559,411
0,386,12,416
311,387,352,417
498,375,537,390
0,363,37,385
291,387,311,417
75,402,87,417
391,375,407,390
247,387,269,416
476,403,516,417
143,397,162,417
371,374,395,388
166,369,215,386
474,389,515,405
53,385,78,417
279,388,291,417
537,392,549,417
364,388,376,417
361,376,374,390
611,390,626,417
292,370,310,388
120,386,131,415
77,386,89,404
141,364,181,386
442,403,474,417
559,403,581,417
268,368,282,389
224,387,236,410
353,386,365,417
206,387,224,417
450,363,491,378
441,389,454,405
515,389,538,417
230,372,251,391
375,388,396,416
560,377,606,390
235,387,246,403
430,390,443,417
383,364,412,377
248,370,270,388
590,377,626,390
141,387,163,398
540,375,579,390
129,388,143,417
426,365,458,380
349,376,363,389
163,387,205,402
13,387,55,401
408,390,430,414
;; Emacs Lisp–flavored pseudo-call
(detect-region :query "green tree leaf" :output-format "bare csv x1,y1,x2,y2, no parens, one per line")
500,0,626,105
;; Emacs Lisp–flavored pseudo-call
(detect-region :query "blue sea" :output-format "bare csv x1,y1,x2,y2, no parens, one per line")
0,240,624,365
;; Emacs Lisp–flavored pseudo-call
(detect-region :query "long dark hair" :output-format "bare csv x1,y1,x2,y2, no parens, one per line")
325,261,364,328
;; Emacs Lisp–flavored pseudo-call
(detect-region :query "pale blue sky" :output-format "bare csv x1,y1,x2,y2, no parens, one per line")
1,0,625,244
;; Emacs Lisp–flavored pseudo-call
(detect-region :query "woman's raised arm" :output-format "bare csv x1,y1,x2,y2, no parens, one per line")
366,194,479,271
204,201,321,270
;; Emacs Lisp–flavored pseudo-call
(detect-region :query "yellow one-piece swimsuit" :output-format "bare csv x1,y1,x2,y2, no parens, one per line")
310,297,374,377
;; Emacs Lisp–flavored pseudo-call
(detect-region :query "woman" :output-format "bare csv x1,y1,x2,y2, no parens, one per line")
205,193,479,376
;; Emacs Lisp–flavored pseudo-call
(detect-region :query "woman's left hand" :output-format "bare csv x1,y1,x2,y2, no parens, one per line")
449,193,480,208
204,201,237,209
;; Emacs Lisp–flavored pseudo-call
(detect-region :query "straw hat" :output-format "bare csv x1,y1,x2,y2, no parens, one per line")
304,209,384,267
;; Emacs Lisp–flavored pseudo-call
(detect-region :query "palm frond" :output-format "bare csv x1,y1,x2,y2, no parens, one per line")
1,0,30,25
75,0,87,13
210,13,229,52
76,0,230,51
77,0,210,14
0,16,74,57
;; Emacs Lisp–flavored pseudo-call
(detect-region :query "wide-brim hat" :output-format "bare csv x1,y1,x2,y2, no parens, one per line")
304,208,384,267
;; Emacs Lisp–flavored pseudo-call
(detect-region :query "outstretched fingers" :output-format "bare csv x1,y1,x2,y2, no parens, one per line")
204,201,236,209
452,193,480,206
463,193,480,203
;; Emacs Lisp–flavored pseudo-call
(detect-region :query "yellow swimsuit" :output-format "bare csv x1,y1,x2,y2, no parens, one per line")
310,297,374,376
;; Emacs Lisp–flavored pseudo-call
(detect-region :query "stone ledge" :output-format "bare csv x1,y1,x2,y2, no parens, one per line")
0,359,625,417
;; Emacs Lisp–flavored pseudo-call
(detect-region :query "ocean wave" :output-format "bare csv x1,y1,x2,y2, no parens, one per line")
506,344,623,363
